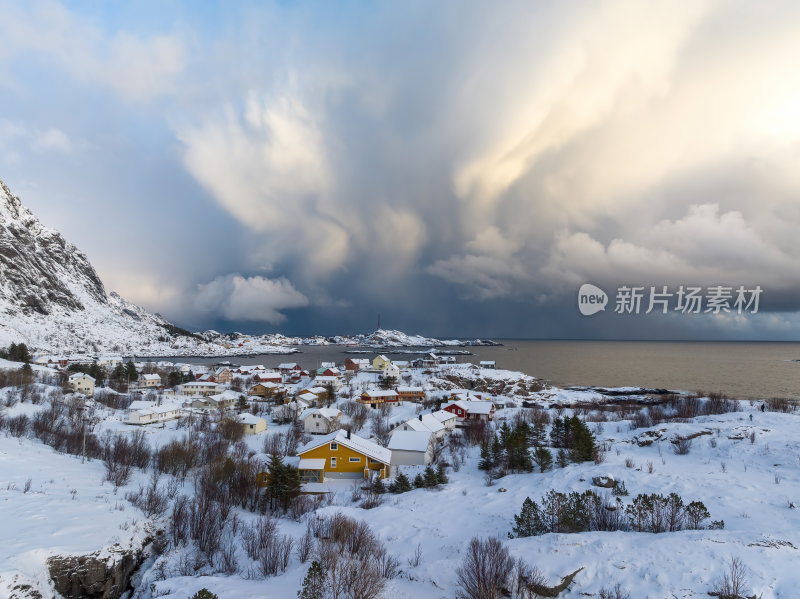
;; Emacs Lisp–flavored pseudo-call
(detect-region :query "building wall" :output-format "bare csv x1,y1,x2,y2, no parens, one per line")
299,442,389,479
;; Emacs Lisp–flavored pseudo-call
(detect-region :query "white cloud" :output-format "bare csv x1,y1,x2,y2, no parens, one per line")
194,274,309,324
0,2,185,102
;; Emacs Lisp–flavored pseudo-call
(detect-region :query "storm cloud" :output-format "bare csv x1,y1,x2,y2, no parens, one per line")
3,0,800,339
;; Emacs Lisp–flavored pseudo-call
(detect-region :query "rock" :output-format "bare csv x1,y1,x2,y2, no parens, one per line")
592,475,616,488
498,488,507,492
47,545,145,599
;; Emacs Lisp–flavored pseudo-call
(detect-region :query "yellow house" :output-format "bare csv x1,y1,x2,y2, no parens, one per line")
297,429,391,482
237,413,267,435
372,355,391,371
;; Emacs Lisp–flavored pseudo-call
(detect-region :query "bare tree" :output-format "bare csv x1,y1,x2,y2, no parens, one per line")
712,555,750,599
456,537,514,599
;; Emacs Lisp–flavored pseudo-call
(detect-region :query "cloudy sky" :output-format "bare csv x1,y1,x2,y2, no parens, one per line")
3,0,800,340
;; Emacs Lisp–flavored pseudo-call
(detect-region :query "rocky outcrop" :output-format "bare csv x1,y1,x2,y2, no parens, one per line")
46,545,145,599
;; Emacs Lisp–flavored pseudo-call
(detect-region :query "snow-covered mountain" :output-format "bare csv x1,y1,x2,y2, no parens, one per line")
0,179,211,355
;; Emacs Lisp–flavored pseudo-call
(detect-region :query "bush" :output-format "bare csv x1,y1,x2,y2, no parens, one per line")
672,437,692,455
456,537,514,599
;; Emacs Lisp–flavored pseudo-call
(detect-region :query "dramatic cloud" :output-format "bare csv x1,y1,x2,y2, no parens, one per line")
194,274,309,325
4,1,800,338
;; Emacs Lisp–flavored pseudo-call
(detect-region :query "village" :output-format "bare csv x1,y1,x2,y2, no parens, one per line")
47,351,505,487
3,346,800,599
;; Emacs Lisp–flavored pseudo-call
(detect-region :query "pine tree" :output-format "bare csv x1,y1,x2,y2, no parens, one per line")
413,473,425,488
436,463,449,485
550,417,565,448
235,395,249,412
125,361,138,382
190,590,218,599
491,434,504,470
262,452,301,511
423,465,438,487
533,447,553,472
298,561,327,599
391,472,412,493
478,439,492,471
511,497,545,538
569,417,596,463
556,448,569,468
530,421,546,447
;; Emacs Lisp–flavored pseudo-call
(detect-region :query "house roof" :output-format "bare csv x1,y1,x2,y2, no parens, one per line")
443,399,495,414
375,354,389,361
141,374,161,381
402,414,444,434
362,389,398,398
237,413,265,425
298,429,392,465
300,407,341,421
69,373,95,381
388,430,432,452
396,386,424,393
183,381,219,387
298,458,325,470
278,363,298,369
432,409,457,422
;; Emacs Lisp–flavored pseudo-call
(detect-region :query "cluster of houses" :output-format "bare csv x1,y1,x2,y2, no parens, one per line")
61,351,504,484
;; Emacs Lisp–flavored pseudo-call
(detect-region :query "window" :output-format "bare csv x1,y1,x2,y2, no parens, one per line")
349,457,361,463
330,442,338,450
331,457,337,468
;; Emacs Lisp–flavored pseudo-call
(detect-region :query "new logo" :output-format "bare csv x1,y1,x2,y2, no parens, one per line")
578,283,608,316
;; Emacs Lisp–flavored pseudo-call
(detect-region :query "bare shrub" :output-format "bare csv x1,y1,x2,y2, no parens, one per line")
712,555,749,599
629,410,652,430
456,536,514,599
672,437,692,455
624,457,635,468
765,397,791,413
598,583,631,599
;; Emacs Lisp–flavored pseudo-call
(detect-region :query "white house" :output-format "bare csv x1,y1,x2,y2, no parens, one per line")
300,407,342,435
126,401,181,425
397,414,445,440
431,409,457,431
388,430,433,465
382,363,400,380
96,355,124,368
68,373,95,396
180,381,221,397
313,375,341,390
479,360,496,369
138,373,162,388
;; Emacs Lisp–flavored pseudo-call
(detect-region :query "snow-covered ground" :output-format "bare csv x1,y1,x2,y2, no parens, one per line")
0,361,798,598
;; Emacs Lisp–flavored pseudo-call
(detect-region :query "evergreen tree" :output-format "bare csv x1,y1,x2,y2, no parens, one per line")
556,448,569,468
190,590,218,599
533,447,553,472
569,417,596,463
478,439,492,471
167,371,182,388
436,463,449,485
550,417,565,448
19,363,34,385
298,561,327,599
371,475,386,494
413,473,425,488
423,465,439,488
491,434,504,470
262,452,301,511
125,361,138,382
235,395,249,412
530,421,546,447
511,497,545,538
391,472,412,493
7,342,31,363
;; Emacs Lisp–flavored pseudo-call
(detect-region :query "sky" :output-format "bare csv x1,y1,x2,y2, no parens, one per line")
2,0,800,340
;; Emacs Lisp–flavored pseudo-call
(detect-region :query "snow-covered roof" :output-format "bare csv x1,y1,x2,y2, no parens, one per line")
444,399,495,414
388,430,432,452
298,429,392,465
141,374,161,381
362,389,398,398
396,386,424,393
402,414,444,434
237,413,265,426
278,363,298,369
375,354,389,361
432,409,456,423
298,458,325,470
68,373,95,381
183,381,219,387
299,407,341,421
128,400,155,411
